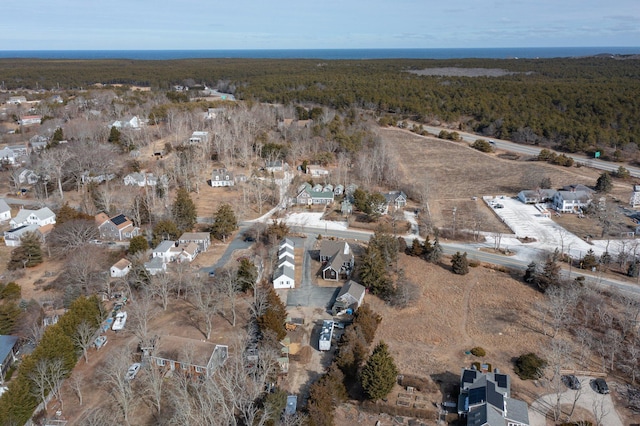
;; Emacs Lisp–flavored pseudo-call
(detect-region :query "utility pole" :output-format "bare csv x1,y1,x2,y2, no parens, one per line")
452,207,457,239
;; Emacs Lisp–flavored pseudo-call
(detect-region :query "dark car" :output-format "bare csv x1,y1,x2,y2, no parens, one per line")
562,374,581,390
593,378,609,394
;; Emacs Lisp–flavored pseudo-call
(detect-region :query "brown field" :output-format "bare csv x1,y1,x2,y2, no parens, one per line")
380,127,638,236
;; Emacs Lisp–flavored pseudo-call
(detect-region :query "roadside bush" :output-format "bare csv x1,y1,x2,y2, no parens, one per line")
514,352,546,380
471,139,493,152
468,260,480,268
398,375,438,393
470,347,486,357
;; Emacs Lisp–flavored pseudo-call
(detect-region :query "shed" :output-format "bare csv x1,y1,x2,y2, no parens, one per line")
332,280,365,315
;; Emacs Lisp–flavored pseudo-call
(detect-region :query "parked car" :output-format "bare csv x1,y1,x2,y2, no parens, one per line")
562,374,581,390
593,378,609,394
125,363,141,381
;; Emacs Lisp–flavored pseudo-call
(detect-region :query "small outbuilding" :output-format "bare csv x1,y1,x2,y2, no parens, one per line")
332,280,365,315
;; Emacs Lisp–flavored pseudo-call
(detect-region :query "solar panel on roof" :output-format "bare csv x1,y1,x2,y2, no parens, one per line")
462,369,477,385
495,374,508,389
110,214,127,225
468,387,486,405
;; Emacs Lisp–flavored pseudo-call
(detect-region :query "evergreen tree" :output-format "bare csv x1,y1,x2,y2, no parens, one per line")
128,235,149,255
257,285,287,340
171,187,197,232
581,248,598,270
360,341,399,401
410,238,423,257
7,232,43,270
352,188,369,213
151,220,180,247
524,261,539,285
628,261,639,278
237,257,258,292
426,234,442,263
538,254,560,291
211,204,238,242
358,245,392,297
595,171,613,193
451,251,469,275
50,127,64,148
108,126,121,144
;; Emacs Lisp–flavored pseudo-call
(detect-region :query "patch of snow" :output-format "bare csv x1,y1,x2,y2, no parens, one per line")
284,212,348,231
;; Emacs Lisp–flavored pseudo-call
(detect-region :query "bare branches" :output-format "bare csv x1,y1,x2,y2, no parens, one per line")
73,320,98,363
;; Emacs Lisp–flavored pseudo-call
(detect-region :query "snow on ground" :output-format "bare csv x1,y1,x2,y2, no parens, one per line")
284,212,348,231
481,195,636,261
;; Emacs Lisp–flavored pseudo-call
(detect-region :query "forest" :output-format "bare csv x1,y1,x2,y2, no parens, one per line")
1,56,639,157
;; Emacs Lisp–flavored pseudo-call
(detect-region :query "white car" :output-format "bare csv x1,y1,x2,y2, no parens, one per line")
125,363,141,381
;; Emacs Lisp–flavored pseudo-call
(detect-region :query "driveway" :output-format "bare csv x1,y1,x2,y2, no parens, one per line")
529,376,623,426
285,236,340,309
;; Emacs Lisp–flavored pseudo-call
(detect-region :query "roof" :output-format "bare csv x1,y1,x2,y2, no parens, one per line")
0,335,19,362
112,258,132,270
336,280,365,304
145,257,165,270
274,265,295,280
155,240,176,253
110,214,128,226
0,199,10,214
12,207,55,225
153,335,220,368
95,212,110,225
320,240,350,259
280,238,294,248
384,190,407,203
556,190,591,202
179,232,210,241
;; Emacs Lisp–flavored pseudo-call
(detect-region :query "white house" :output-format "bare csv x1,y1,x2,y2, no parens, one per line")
144,257,167,275
189,131,209,144
178,232,211,253
10,207,56,228
517,189,557,204
210,168,234,187
0,199,11,222
16,168,39,185
631,185,640,208
110,259,132,278
278,255,295,270
153,241,178,262
265,160,285,173
553,190,592,213
110,116,141,130
3,224,40,247
273,265,295,289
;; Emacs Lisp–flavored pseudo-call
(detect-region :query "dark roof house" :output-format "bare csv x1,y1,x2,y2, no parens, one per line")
332,280,365,314
0,335,19,383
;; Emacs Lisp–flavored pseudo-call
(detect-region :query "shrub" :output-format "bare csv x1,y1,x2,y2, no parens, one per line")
471,139,493,153
470,347,486,357
514,353,546,380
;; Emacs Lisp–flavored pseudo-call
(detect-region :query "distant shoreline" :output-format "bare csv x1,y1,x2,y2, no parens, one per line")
0,47,639,60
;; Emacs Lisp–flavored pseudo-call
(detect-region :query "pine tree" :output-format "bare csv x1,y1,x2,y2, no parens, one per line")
211,204,238,242
128,235,149,255
581,248,597,270
171,187,197,232
50,127,64,147
595,171,613,193
7,232,43,270
451,251,469,275
628,261,639,278
257,285,287,340
524,261,539,285
410,238,423,257
359,245,392,297
426,234,442,263
538,254,560,291
237,258,258,292
152,220,180,247
108,126,121,144
360,341,398,401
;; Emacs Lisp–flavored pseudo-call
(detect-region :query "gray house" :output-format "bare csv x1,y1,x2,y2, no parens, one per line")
457,368,530,426
211,168,235,187
320,240,354,281
332,280,365,314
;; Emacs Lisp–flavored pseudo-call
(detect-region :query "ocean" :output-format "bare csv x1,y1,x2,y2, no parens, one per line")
0,47,638,60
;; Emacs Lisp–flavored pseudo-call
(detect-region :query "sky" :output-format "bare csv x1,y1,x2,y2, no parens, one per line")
2,0,639,50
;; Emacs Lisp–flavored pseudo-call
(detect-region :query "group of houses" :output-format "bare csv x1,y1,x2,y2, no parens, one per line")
517,184,594,213
141,232,211,276
273,239,296,289
123,171,168,188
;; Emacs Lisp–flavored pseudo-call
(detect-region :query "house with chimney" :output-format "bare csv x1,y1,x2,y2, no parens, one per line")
320,240,354,281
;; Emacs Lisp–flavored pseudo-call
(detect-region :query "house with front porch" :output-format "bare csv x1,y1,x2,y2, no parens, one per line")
552,190,592,213
10,207,56,228
320,240,354,281
383,191,407,212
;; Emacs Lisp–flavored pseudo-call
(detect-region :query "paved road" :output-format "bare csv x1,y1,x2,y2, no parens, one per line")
417,125,640,178
529,376,622,426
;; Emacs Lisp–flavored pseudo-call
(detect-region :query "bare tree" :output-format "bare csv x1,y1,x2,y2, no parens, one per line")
215,268,241,327
150,272,174,311
28,357,68,410
40,146,74,200
544,284,579,338
48,220,100,257
73,320,98,363
129,290,157,348
100,347,138,426
141,360,165,415
190,279,221,340
592,393,610,426
69,372,84,406
543,338,574,422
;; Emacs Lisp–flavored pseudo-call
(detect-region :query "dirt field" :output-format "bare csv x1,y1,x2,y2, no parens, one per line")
379,127,637,236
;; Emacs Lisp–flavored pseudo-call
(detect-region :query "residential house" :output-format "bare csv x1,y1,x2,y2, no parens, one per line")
457,368,530,426
123,171,164,187
152,240,200,264
110,258,132,278
145,335,228,378
3,223,40,247
175,242,199,263
29,135,48,152
334,184,344,196
144,257,167,275
280,238,295,251
383,191,408,212
312,183,323,192
0,147,15,165
10,207,56,228
561,184,595,194
8,96,27,105
306,165,329,177
341,200,353,215
517,189,557,204
96,213,140,241
278,254,295,270
332,280,366,315
0,335,20,383
320,240,354,281
110,116,141,129
278,245,295,261
19,115,42,126
8,143,28,158
323,184,334,193
0,199,10,222
265,160,285,173
631,185,640,208
206,107,226,120
553,190,592,213
210,168,234,187
273,265,295,289
189,131,209,144
295,183,334,205
153,240,178,262
81,171,115,184
16,168,39,185
178,232,211,253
